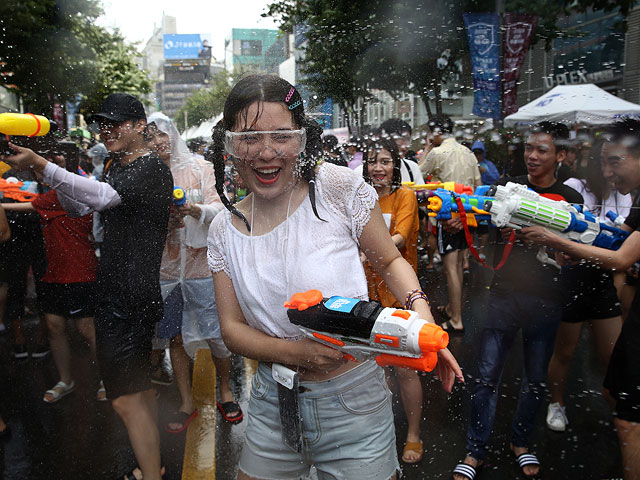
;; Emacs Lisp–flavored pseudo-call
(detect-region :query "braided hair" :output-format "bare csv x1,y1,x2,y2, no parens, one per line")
209,74,325,232
363,137,402,194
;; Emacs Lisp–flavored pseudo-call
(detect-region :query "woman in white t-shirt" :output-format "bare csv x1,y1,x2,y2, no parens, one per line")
544,140,628,433
206,75,463,480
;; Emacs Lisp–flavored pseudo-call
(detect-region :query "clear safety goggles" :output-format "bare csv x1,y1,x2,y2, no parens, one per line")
224,129,306,159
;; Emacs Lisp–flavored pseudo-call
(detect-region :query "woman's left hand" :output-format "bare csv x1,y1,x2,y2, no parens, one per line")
176,202,202,219
435,348,464,393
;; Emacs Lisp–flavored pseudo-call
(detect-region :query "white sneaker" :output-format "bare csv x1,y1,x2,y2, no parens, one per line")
546,402,568,432
433,253,442,264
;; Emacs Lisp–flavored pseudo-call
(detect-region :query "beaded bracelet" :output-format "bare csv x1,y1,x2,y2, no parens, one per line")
404,289,430,310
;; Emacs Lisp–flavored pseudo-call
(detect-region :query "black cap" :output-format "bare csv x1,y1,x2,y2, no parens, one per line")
87,93,146,126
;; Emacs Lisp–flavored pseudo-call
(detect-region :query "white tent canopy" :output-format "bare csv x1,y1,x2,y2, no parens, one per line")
504,84,640,127
182,113,223,141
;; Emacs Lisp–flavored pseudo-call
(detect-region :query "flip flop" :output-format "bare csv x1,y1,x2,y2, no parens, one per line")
402,440,423,463
441,320,465,336
515,452,541,478
43,380,76,403
435,305,451,322
216,400,244,424
451,460,484,479
165,409,198,434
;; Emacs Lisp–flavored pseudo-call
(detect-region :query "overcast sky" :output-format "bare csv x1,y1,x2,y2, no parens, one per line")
97,0,278,60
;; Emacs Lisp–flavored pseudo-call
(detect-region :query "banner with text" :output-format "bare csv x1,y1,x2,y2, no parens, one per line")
502,14,537,117
464,13,501,119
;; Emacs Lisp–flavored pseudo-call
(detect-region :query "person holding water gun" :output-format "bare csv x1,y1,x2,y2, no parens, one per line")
207,75,463,480
518,119,640,480
1,94,172,480
361,137,425,464
145,112,241,433
1,144,104,403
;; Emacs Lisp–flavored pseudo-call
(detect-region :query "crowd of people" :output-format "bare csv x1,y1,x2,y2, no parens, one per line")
0,73,638,480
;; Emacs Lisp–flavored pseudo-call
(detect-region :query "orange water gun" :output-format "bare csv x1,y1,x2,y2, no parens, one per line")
285,290,448,372
0,178,39,202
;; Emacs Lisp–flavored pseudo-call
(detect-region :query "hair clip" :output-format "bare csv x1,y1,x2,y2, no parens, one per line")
285,87,295,103
288,100,302,110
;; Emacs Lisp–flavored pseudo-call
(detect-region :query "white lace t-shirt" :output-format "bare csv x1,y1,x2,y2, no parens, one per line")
207,162,378,339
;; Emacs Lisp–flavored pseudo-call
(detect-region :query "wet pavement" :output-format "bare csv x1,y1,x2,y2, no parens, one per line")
0,261,624,479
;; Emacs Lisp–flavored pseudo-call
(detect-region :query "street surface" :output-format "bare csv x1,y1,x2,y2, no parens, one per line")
0,258,623,479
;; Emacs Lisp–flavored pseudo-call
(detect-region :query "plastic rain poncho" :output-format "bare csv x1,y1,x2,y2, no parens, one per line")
147,112,225,357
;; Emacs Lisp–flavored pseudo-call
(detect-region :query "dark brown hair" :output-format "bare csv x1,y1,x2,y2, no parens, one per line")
208,74,324,231
363,137,402,194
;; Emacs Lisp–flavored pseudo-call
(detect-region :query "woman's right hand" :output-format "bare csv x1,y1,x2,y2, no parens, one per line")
289,338,348,374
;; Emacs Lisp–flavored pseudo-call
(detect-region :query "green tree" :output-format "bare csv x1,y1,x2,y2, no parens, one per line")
0,0,151,117
78,28,152,116
175,71,233,132
265,0,637,123
0,0,101,113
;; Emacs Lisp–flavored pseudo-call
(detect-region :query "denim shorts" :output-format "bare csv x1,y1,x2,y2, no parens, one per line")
239,360,399,480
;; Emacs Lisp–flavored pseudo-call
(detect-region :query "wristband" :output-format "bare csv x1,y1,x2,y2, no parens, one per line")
404,289,430,310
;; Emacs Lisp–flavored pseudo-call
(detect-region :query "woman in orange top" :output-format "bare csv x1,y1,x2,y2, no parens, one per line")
363,138,423,464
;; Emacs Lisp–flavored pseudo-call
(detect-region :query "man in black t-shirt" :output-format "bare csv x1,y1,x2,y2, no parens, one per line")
1,93,172,480
452,122,583,480
519,119,640,480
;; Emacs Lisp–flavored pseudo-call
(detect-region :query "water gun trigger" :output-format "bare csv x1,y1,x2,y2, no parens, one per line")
284,289,324,311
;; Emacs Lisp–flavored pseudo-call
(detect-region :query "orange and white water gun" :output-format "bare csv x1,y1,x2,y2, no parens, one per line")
285,290,448,372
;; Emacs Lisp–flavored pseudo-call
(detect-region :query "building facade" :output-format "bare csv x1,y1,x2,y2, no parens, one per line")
225,29,284,73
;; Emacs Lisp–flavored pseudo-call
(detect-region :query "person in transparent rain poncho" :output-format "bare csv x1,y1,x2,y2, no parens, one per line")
145,113,242,432
207,74,464,480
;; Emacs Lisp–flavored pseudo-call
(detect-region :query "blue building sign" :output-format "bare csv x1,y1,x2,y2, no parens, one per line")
163,34,211,60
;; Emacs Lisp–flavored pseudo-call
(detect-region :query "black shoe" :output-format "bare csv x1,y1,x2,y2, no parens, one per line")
13,344,28,359
150,368,173,386
31,344,50,359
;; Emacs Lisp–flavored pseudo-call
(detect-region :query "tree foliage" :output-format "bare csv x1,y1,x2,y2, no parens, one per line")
174,71,233,132
78,28,152,116
265,0,637,124
0,0,151,117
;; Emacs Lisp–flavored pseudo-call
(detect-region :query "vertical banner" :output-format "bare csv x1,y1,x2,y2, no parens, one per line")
502,14,538,117
464,13,501,119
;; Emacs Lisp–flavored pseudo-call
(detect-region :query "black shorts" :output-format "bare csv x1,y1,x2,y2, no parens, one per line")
0,244,46,320
437,224,468,255
603,312,640,423
38,281,97,318
561,267,622,322
94,299,164,400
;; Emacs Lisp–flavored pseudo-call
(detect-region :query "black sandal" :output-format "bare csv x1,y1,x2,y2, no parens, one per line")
435,305,451,322
216,400,244,424
165,409,198,434
441,320,465,335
